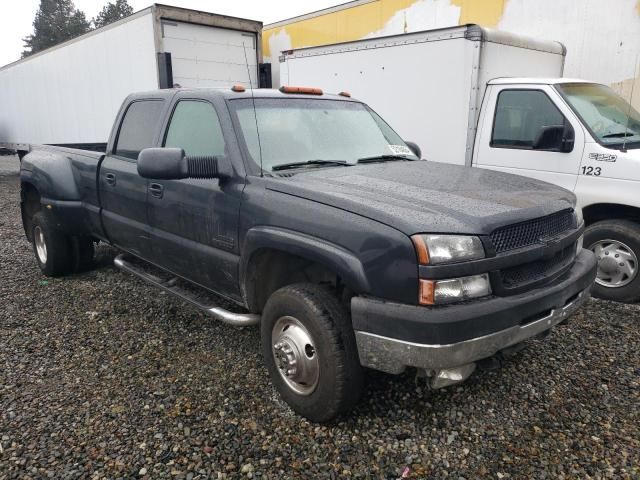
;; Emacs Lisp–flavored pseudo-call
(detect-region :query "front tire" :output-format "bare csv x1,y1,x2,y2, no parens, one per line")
261,283,364,422
585,220,640,303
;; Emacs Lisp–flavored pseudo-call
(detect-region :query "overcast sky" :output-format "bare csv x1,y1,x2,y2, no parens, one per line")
0,0,339,66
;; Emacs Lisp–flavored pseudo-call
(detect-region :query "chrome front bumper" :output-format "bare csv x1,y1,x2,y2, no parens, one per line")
355,288,590,378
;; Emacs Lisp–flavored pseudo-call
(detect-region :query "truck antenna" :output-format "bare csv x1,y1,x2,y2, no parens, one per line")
243,41,264,177
621,53,639,153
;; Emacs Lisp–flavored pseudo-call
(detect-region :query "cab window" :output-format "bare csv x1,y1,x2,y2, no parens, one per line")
164,100,226,156
114,100,164,160
491,90,568,150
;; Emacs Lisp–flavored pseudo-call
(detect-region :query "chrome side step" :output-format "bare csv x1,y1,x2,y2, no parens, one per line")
114,254,260,327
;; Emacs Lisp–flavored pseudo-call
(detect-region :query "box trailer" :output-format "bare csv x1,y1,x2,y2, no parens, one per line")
0,3,262,150
279,25,566,166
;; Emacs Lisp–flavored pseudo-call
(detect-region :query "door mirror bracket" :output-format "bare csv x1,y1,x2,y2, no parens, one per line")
532,124,575,153
404,141,422,159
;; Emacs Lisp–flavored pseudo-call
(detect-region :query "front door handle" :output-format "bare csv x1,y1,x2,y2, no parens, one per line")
105,173,116,186
149,183,164,199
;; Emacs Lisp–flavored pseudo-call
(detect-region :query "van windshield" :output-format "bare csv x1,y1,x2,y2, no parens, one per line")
556,83,640,149
230,98,417,171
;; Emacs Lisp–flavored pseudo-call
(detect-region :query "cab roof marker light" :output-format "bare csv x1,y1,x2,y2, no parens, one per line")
231,84,246,92
339,91,351,97
279,86,323,95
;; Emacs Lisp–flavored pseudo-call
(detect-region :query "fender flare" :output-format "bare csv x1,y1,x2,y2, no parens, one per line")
20,150,80,200
240,226,370,298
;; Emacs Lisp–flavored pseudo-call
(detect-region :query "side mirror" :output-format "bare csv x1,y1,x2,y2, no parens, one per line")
532,124,574,153
560,125,575,153
404,141,422,159
137,148,221,179
138,148,188,179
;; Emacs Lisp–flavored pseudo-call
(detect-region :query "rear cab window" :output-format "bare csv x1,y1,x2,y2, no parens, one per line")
114,100,165,160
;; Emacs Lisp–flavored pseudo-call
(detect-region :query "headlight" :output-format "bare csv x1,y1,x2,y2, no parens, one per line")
419,274,492,305
411,234,485,265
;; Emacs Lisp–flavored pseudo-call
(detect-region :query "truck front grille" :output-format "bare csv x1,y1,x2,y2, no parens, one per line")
499,245,576,290
490,209,576,254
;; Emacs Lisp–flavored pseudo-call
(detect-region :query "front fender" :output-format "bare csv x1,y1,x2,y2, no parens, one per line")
240,225,371,295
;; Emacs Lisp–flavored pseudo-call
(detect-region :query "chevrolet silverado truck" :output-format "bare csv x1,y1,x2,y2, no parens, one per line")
19,86,597,422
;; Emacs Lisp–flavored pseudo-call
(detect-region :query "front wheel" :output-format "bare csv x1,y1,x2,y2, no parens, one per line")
585,220,640,303
261,283,364,422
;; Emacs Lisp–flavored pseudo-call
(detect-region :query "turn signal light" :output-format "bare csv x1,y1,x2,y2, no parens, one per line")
279,86,323,95
411,235,430,265
419,279,435,305
419,274,492,305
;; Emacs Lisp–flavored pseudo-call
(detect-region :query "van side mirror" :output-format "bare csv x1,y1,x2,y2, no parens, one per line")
137,148,221,179
404,141,422,159
532,124,574,153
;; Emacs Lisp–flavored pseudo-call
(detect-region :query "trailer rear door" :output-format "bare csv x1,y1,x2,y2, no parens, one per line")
160,21,258,88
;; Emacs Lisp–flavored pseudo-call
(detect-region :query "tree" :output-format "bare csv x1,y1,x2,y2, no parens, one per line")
22,0,91,58
93,0,134,29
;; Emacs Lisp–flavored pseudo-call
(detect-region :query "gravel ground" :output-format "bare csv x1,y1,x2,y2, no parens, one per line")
0,154,19,175
1,169,639,479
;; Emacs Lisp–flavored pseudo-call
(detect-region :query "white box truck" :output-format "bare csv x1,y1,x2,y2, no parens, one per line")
280,25,640,303
0,4,263,151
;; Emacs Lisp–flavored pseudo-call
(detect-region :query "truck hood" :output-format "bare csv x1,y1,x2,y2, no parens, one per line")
265,161,575,235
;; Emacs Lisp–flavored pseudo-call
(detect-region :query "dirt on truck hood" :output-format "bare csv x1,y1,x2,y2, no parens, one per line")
266,161,576,235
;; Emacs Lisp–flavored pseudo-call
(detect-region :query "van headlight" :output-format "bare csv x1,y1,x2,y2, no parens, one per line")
411,234,485,265
419,274,492,305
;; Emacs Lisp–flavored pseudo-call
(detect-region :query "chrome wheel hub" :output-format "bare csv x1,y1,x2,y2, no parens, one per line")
34,226,47,264
590,239,638,288
271,316,319,396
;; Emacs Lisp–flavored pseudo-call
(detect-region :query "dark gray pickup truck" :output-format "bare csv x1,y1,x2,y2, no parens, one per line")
20,86,597,422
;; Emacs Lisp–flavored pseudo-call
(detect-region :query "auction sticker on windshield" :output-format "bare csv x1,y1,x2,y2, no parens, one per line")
388,145,413,156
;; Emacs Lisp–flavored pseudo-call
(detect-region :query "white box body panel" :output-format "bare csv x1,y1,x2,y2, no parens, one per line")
281,30,475,166
281,27,565,166
0,11,158,145
161,21,258,88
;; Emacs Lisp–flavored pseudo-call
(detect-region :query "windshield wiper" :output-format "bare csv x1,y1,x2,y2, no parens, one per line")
602,131,638,138
357,154,415,164
272,160,350,171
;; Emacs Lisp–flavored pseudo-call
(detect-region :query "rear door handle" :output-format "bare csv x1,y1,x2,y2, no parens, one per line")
105,173,116,186
149,183,164,199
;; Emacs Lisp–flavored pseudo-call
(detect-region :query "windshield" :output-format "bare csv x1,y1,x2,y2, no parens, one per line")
556,83,640,149
230,98,418,171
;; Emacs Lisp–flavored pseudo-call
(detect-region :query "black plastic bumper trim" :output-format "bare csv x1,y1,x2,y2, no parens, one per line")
351,249,596,345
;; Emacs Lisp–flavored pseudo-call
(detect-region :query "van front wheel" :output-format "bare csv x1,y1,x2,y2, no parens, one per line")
585,220,640,303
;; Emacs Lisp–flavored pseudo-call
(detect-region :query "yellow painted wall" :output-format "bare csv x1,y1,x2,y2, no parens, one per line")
262,0,507,58
262,0,640,110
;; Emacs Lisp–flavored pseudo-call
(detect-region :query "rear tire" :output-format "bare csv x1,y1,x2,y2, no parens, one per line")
72,236,95,273
585,220,640,303
31,211,74,277
261,283,365,422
